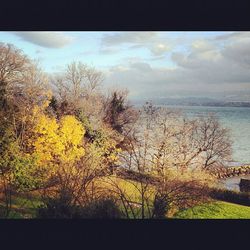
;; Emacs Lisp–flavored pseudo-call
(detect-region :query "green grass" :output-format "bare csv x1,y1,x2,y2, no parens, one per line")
173,201,250,219
0,194,43,219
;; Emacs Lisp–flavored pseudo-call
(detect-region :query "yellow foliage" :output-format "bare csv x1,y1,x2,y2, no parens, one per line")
58,115,85,162
91,127,121,166
27,111,85,173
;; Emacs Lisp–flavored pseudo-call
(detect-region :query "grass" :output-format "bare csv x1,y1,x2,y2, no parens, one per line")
0,193,43,219
1,178,249,219
173,201,250,219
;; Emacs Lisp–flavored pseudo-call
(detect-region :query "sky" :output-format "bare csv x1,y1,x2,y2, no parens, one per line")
1,31,250,101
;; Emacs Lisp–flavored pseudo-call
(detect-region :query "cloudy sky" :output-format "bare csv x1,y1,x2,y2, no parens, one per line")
1,31,250,101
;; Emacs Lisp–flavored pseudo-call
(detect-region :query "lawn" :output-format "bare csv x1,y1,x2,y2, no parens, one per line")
1,181,250,219
0,194,43,219
173,201,250,219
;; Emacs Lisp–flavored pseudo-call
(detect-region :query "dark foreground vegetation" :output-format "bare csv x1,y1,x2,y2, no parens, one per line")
0,42,248,219
209,188,250,206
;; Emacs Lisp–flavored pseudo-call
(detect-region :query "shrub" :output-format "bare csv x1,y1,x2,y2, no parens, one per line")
37,190,82,219
80,198,123,219
37,193,122,219
152,194,169,219
209,188,250,206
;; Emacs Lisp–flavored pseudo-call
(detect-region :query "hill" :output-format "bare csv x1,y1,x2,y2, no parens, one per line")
173,201,250,219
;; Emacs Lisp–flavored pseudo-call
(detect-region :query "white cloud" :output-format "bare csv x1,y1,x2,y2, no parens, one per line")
104,32,250,99
191,39,215,52
215,32,250,42
150,43,170,56
14,32,74,48
130,62,152,72
102,32,157,46
101,32,171,57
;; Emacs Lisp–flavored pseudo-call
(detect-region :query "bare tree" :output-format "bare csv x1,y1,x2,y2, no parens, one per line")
0,43,30,110
0,43,50,121
50,62,106,135
144,108,232,172
52,61,103,111
111,104,222,217
192,114,232,169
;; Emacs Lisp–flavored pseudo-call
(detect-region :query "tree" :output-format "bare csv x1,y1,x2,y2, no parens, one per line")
0,43,30,110
29,112,85,162
0,43,50,112
52,61,104,115
112,104,219,217
0,43,52,150
60,124,121,206
0,125,19,217
0,43,52,216
19,109,86,191
193,114,232,169
103,89,138,134
0,121,42,217
141,107,232,172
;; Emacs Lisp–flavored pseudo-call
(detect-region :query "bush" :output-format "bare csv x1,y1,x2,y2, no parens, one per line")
209,188,250,206
37,190,82,219
37,193,122,219
79,198,123,219
152,194,169,219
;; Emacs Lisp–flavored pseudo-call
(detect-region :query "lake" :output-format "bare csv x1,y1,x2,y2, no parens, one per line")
135,104,250,190
218,175,250,192
161,105,250,164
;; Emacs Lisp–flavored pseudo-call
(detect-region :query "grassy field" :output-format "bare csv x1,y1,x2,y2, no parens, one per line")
173,201,250,219
1,198,250,219
1,182,249,219
0,194,43,218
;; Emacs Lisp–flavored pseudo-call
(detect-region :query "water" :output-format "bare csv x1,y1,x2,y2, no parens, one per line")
219,175,250,192
161,105,250,164
136,104,250,190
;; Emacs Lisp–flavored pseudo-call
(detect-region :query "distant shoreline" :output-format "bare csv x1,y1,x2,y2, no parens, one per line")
131,100,250,108
133,103,250,108
164,103,250,108
225,161,250,167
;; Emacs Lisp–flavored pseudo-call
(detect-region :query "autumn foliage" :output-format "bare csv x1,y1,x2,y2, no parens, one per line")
0,43,232,218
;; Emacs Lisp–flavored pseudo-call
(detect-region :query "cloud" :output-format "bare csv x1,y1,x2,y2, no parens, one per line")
99,47,119,54
104,33,250,99
109,65,129,73
150,43,171,56
191,39,215,52
101,32,171,57
14,32,74,48
102,32,157,46
150,55,166,61
11,31,250,101
221,36,250,67
130,62,152,72
215,32,250,41
171,34,250,85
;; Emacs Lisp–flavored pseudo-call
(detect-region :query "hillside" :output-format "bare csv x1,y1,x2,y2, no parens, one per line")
173,201,250,219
